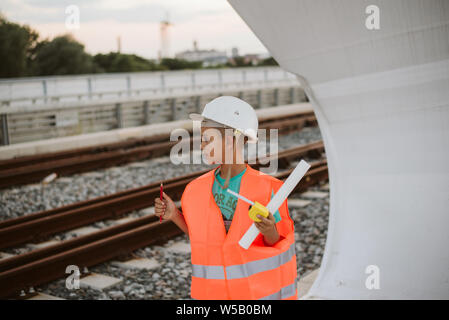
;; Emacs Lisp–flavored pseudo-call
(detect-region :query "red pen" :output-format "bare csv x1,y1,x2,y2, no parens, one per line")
159,182,163,223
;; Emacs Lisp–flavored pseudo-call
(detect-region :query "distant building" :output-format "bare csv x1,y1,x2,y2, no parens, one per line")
175,41,228,67
242,54,261,65
231,47,239,58
228,52,268,66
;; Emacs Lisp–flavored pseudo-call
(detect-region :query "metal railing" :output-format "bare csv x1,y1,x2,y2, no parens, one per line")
0,81,307,146
0,67,296,107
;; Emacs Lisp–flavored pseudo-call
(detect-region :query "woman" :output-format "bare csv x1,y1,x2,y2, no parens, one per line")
155,96,298,300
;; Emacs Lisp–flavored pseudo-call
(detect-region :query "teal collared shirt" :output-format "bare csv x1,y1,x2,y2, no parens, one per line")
212,167,281,233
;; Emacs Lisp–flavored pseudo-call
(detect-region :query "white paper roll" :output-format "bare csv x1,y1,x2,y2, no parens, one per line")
239,159,311,249
266,160,311,214
239,223,259,249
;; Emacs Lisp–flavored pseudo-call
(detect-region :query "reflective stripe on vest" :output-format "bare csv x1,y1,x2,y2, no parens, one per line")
191,281,297,300
192,243,296,280
259,281,297,300
191,264,225,280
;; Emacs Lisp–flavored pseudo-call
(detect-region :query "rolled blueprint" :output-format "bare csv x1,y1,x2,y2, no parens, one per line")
239,159,311,249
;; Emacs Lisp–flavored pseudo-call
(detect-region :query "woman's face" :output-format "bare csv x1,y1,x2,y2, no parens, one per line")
200,126,246,165
200,126,226,165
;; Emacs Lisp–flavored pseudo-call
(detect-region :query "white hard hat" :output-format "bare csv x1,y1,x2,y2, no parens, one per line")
189,96,258,143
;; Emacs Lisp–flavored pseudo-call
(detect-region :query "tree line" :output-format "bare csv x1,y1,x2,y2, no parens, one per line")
0,15,278,78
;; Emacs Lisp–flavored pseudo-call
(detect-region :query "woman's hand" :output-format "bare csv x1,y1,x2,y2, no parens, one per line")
255,211,276,235
255,211,280,245
155,192,177,221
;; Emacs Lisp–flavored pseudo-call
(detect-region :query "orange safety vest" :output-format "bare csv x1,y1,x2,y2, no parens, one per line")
181,163,298,300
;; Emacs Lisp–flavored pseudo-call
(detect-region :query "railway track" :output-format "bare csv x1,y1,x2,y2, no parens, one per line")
0,142,327,299
0,111,317,189
0,141,324,250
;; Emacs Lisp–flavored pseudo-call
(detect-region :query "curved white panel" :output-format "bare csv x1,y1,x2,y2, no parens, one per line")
228,0,449,299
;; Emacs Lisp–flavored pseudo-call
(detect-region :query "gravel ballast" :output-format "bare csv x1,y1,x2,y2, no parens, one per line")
1,126,328,299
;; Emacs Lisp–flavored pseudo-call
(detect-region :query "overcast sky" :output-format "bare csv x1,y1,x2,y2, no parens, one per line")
1,0,269,59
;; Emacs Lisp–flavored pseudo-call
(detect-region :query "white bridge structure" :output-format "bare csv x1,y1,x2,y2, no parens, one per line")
229,0,449,299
